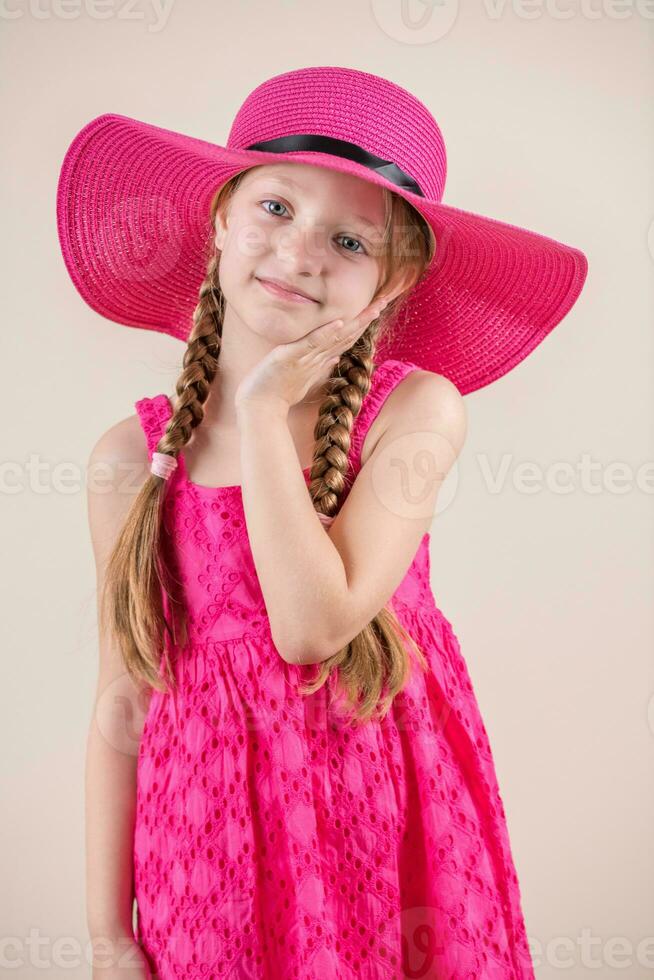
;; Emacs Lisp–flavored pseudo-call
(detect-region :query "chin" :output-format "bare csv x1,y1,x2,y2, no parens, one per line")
249,310,306,341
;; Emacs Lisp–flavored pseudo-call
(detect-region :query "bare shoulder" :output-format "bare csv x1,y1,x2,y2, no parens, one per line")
88,411,149,493
87,412,150,567
362,367,467,465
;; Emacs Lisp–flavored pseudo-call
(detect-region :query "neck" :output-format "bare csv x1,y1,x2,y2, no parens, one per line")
197,303,333,429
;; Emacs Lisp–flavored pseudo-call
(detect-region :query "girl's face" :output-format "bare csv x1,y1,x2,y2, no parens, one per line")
214,163,387,344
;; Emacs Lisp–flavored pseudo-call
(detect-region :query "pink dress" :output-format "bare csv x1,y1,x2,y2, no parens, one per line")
132,358,535,980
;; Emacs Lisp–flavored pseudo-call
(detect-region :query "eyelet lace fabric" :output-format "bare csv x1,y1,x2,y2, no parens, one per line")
132,359,535,979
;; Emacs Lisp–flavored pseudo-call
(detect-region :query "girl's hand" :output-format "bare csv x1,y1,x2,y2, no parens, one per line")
234,295,390,415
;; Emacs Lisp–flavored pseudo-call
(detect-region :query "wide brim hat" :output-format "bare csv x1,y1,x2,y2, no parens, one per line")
56,65,588,395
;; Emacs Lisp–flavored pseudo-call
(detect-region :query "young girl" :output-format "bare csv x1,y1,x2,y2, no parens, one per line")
58,66,587,979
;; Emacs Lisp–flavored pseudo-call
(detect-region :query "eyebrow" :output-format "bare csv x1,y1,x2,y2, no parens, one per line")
253,174,384,236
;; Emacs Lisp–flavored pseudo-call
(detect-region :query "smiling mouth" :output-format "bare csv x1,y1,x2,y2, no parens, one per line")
255,277,319,304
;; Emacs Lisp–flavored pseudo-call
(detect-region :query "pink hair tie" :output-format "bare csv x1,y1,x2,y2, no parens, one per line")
151,451,178,481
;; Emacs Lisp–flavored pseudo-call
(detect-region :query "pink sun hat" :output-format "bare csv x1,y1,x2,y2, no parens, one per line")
55,64,588,395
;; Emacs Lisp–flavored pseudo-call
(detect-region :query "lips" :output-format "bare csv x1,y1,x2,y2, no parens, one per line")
256,277,318,303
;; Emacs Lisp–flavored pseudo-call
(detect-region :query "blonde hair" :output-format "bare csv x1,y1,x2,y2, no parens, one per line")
100,165,437,726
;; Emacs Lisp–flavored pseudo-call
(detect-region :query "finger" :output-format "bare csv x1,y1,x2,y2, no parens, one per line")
307,298,388,356
336,299,387,343
333,298,385,343
320,306,377,356
318,318,346,348
363,297,389,322
303,319,343,352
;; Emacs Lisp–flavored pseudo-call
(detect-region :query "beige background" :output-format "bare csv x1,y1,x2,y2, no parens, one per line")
2,1,652,977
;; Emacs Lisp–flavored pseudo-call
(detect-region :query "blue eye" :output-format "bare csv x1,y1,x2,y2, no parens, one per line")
262,200,287,217
337,235,365,255
259,200,367,255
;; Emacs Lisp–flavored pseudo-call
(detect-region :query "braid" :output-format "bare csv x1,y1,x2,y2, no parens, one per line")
151,253,223,465
307,328,376,517
106,167,436,725
299,311,429,725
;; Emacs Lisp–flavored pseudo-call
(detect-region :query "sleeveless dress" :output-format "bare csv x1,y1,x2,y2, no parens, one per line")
132,358,535,980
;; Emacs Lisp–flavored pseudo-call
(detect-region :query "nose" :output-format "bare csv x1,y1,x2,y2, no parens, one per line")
273,218,325,278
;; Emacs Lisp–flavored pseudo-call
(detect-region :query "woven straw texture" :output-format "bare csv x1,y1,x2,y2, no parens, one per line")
56,65,588,393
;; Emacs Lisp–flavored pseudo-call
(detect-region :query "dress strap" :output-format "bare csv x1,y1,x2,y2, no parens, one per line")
134,361,424,479
134,394,173,461
348,358,424,473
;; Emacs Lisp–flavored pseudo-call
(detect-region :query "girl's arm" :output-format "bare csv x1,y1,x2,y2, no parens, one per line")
238,370,467,665
85,417,152,947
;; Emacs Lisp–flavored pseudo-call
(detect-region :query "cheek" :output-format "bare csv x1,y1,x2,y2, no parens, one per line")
220,231,254,272
217,234,260,291
330,265,378,312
